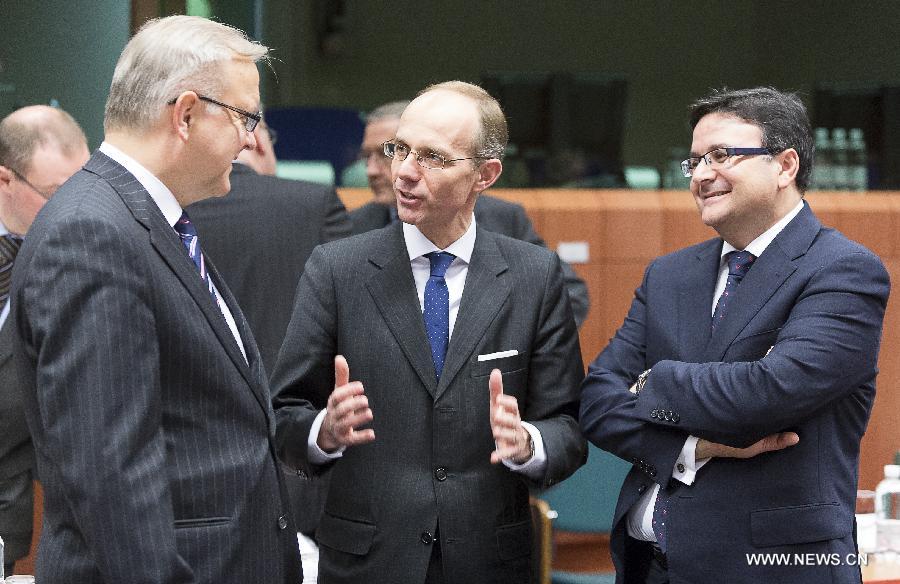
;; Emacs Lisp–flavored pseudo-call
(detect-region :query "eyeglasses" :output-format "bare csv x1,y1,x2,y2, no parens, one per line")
681,147,773,178
382,140,485,170
10,167,52,199
167,94,262,133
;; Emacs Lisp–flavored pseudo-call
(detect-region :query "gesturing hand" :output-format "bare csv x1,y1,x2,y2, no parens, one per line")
696,431,799,460
488,369,532,465
317,355,375,452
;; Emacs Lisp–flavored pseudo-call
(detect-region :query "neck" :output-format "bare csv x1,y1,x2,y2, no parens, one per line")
105,129,193,207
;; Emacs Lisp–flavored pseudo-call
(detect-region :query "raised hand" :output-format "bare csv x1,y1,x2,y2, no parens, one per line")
488,369,532,464
317,355,375,452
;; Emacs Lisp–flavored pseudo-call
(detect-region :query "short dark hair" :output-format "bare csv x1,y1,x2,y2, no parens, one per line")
689,87,813,192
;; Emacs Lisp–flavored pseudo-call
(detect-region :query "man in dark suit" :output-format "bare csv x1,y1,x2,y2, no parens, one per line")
350,101,591,327
271,81,587,583
189,117,351,583
0,105,88,577
9,16,302,583
580,87,890,583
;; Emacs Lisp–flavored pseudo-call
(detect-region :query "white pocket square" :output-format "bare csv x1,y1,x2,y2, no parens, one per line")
478,350,519,362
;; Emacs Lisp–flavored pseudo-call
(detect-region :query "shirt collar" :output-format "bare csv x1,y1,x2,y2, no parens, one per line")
721,200,805,260
403,215,477,265
0,219,8,237
99,141,184,228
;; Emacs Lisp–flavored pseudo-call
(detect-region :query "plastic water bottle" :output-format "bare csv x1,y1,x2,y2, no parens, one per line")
811,127,833,190
848,128,868,191
876,464,900,556
831,128,849,191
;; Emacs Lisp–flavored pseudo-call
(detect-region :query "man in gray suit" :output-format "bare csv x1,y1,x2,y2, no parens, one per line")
0,105,88,576
350,100,591,327
189,117,351,583
10,16,302,583
272,81,586,583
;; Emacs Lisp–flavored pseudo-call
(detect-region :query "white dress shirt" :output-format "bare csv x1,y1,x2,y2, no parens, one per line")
0,220,12,329
98,142,246,363
627,200,805,542
308,217,548,479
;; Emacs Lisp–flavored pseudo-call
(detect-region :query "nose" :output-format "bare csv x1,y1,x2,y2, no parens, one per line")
366,152,385,178
691,156,716,183
242,125,257,151
394,151,422,182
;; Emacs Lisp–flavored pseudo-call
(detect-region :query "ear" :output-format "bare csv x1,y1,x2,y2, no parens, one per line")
474,159,503,192
0,165,13,191
169,91,201,142
775,148,800,189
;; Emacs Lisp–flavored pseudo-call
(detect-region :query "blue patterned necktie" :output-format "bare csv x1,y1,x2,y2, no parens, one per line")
652,486,670,553
423,251,456,380
173,211,217,302
711,250,756,332
0,234,22,308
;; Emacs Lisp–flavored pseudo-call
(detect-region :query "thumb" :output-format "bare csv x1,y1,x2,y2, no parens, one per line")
334,354,350,388
489,369,504,403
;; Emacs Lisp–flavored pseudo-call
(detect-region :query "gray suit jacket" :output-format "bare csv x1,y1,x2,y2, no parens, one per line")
10,152,302,584
350,196,591,327
0,317,34,563
188,162,351,536
271,224,587,583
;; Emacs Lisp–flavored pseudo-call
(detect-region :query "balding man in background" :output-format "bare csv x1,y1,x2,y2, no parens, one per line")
350,100,591,327
0,105,88,576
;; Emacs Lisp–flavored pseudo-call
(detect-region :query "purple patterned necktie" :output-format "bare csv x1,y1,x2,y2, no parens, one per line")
0,234,22,308
173,211,217,302
423,251,455,379
652,486,670,553
711,250,756,332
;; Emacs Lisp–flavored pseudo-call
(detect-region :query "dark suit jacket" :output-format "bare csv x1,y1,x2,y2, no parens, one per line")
350,196,591,327
271,224,587,583
10,152,302,584
188,162,351,536
580,203,890,584
0,317,34,563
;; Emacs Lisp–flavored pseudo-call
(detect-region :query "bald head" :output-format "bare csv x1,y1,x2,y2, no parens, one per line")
0,105,88,175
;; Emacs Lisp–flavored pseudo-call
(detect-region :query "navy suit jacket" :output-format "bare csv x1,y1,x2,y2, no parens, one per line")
580,203,890,584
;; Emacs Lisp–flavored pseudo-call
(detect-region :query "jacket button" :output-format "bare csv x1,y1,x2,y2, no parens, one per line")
638,484,646,494
671,413,680,423
663,411,672,421
278,515,288,530
650,410,658,419
434,467,448,481
676,463,686,474
421,531,434,544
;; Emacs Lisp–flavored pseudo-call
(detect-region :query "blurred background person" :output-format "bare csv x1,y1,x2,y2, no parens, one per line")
350,100,591,327
0,104,88,576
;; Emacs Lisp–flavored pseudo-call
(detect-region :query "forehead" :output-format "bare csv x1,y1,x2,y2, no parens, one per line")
691,112,762,153
363,117,399,146
395,90,479,152
220,58,261,108
27,141,88,185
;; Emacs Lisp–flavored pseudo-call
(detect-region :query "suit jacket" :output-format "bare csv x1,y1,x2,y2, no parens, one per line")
10,152,302,584
580,203,890,584
271,224,587,583
0,317,34,563
188,162,351,536
350,196,591,327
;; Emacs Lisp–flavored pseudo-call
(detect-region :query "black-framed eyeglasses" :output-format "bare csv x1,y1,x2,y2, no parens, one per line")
681,147,773,178
9,167,52,199
382,140,485,170
167,94,262,133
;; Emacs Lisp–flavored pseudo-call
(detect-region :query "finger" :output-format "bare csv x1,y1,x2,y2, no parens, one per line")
335,354,351,388
775,431,800,448
489,369,504,404
490,444,522,464
346,428,376,446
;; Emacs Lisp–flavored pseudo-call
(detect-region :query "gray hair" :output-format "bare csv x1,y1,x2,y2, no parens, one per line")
367,101,409,123
104,15,268,132
417,81,508,161
0,105,87,174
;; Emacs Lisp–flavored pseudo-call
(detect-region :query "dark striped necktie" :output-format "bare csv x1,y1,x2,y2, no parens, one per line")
0,234,23,307
173,211,217,302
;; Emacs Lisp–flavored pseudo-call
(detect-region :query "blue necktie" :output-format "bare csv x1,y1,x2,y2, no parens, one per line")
711,250,756,332
423,251,455,380
173,211,217,302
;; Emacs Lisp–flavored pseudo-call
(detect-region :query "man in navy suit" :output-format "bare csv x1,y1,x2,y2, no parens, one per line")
580,87,890,583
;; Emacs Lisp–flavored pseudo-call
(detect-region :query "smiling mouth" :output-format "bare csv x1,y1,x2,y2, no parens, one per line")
397,190,420,203
701,190,730,201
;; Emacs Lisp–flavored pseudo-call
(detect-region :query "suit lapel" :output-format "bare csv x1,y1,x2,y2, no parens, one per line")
703,202,820,361
436,228,510,399
85,153,256,388
677,240,721,361
365,224,439,396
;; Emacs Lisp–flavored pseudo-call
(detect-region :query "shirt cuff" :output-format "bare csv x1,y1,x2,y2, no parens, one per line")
308,408,345,464
671,435,710,485
502,422,547,479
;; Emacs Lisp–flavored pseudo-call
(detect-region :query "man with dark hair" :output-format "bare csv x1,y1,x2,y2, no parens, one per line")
0,104,89,577
350,100,591,327
580,86,889,583
272,81,586,583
